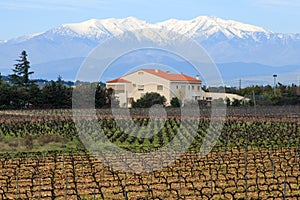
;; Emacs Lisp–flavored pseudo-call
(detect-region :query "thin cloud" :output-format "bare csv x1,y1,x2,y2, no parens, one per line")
259,0,300,7
0,0,107,11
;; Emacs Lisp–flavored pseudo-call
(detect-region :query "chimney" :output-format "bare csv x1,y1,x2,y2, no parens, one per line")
155,69,158,73
196,74,200,80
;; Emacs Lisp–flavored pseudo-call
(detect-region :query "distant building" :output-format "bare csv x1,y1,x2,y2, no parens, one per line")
106,69,206,107
205,92,250,104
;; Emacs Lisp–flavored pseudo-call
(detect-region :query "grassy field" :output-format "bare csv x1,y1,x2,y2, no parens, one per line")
0,106,299,199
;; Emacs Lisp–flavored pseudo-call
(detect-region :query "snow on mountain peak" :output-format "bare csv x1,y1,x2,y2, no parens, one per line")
47,16,273,41
6,16,291,44
53,16,153,39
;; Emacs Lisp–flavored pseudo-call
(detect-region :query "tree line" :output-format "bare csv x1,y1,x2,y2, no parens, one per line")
237,84,300,105
206,84,300,106
0,51,299,109
0,51,113,109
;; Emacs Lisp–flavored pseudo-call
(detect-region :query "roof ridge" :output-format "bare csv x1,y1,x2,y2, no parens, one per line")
142,69,201,83
106,69,202,83
107,77,131,83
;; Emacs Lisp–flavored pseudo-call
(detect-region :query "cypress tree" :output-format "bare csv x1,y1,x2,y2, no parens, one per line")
9,50,34,88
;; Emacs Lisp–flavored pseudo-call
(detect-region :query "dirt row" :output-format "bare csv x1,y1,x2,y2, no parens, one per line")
0,148,299,199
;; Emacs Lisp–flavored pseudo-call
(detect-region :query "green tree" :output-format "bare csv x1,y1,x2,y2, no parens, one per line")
7,51,37,108
225,97,231,106
73,82,116,109
238,84,299,106
28,84,42,108
0,79,10,109
9,50,34,88
9,86,28,109
41,76,72,108
170,97,181,107
247,99,254,106
132,92,166,108
95,83,115,108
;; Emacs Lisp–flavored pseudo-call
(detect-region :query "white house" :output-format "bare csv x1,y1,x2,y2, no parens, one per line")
106,69,206,107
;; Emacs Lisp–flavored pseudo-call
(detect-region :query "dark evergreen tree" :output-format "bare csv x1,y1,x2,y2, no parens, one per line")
225,97,231,107
95,84,116,108
95,83,107,108
231,98,241,107
28,84,42,108
9,50,34,88
7,51,38,108
132,92,166,108
41,76,72,108
0,78,10,109
170,97,181,107
9,86,28,109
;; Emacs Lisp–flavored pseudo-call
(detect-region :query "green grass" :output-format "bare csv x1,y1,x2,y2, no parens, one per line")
0,134,84,153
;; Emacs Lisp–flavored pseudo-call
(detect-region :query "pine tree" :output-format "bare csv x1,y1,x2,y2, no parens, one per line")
9,50,34,88
8,51,36,108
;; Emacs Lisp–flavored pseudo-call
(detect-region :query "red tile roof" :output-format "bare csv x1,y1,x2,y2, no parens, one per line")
142,69,201,83
106,78,131,83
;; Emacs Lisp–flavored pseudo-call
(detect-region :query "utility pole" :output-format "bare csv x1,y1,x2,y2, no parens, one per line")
273,74,277,95
252,90,257,116
239,79,242,90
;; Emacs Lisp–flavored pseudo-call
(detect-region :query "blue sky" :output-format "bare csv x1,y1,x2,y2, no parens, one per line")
1,0,300,40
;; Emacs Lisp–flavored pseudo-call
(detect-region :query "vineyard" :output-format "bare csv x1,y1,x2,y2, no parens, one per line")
0,106,299,199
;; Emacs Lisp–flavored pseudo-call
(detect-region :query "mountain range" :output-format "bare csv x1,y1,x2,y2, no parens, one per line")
0,16,299,86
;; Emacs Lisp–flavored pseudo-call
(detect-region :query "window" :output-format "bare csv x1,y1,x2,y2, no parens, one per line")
176,85,179,89
157,85,163,91
192,86,194,90
138,85,144,91
198,86,200,91
138,72,144,75
114,90,125,94
128,98,134,104
133,84,136,87
109,85,125,94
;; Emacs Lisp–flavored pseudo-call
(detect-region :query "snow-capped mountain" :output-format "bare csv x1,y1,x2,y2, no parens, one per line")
45,17,155,40
157,16,270,40
0,16,300,82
